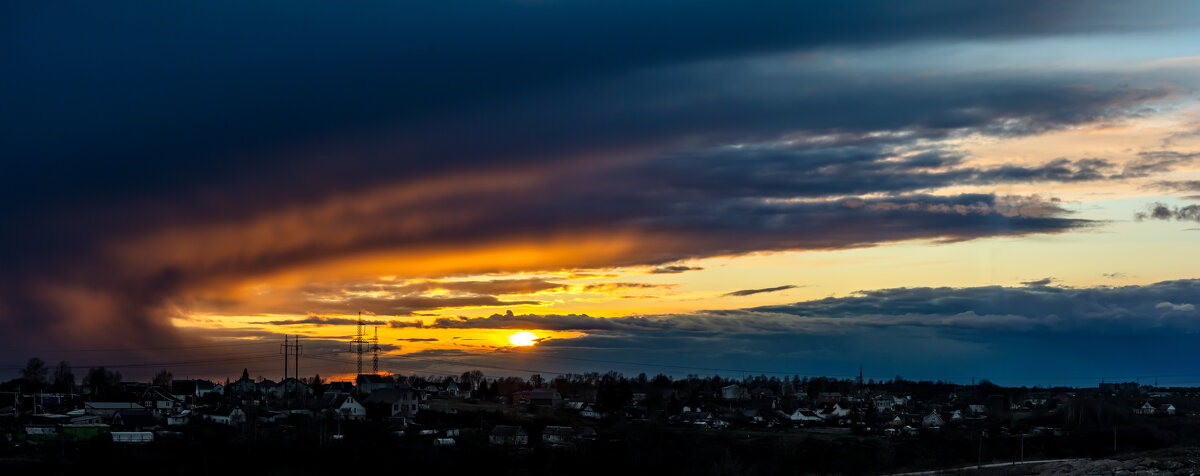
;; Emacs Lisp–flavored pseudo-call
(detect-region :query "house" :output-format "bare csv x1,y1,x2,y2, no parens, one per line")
355,374,392,395
575,427,597,440
229,376,257,396
967,404,988,415
85,402,146,418
511,388,562,406
818,392,843,404
542,426,575,446
70,414,103,425
112,431,154,443
258,379,278,396
364,387,421,418
1159,404,1177,416
272,378,312,398
141,386,181,414
256,409,287,425
788,409,823,423
950,410,964,422
1134,402,1156,415
326,381,356,394
721,384,747,400
529,388,561,407
580,403,603,419
61,423,110,441
167,410,192,426
564,401,586,411
489,425,528,446
317,393,366,420
112,409,157,431
818,403,852,419
171,379,220,400
203,406,246,426
922,410,945,428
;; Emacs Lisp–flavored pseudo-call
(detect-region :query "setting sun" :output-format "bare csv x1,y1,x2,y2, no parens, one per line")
507,331,538,346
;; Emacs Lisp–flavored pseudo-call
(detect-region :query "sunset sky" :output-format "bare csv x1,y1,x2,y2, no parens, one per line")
4,1,1200,386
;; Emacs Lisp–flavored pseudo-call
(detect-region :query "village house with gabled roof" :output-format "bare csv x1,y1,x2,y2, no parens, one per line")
112,409,157,431
316,393,366,420
489,425,528,446
201,406,245,426
364,387,420,418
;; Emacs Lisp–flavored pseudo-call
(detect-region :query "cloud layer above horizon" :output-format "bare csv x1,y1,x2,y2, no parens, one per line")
3,1,1200,383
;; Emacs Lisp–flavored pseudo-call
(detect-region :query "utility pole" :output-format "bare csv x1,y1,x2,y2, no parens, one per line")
281,335,289,381
350,312,366,376
281,335,303,381
294,335,301,380
1020,433,1025,462
371,327,381,374
977,431,983,469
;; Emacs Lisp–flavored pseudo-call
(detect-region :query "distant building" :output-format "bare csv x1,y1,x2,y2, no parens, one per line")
489,425,528,446
921,410,944,428
112,409,157,431
202,406,246,426
317,393,366,420
364,387,420,418
721,385,747,400
85,402,145,418
356,374,392,395
542,426,575,446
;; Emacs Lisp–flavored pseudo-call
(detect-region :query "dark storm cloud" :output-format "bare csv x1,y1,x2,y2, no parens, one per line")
283,296,545,316
353,279,568,296
248,315,390,327
723,285,798,297
2,1,1194,371
430,279,1200,336
376,280,1200,382
751,279,1200,332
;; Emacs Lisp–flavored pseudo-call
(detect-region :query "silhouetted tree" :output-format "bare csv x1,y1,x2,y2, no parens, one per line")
312,374,325,397
153,368,173,386
21,357,48,390
84,366,121,397
52,361,75,393
460,370,484,394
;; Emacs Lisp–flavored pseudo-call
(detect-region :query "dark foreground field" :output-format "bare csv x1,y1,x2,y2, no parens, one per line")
5,419,1200,475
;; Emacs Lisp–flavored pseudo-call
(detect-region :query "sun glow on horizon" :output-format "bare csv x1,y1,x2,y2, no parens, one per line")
507,331,539,346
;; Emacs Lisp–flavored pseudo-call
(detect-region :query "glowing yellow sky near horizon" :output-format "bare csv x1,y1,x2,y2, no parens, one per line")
167,108,1200,373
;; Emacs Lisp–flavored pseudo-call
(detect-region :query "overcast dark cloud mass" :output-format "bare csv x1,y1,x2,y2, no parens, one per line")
419,280,1200,384
2,1,1199,379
